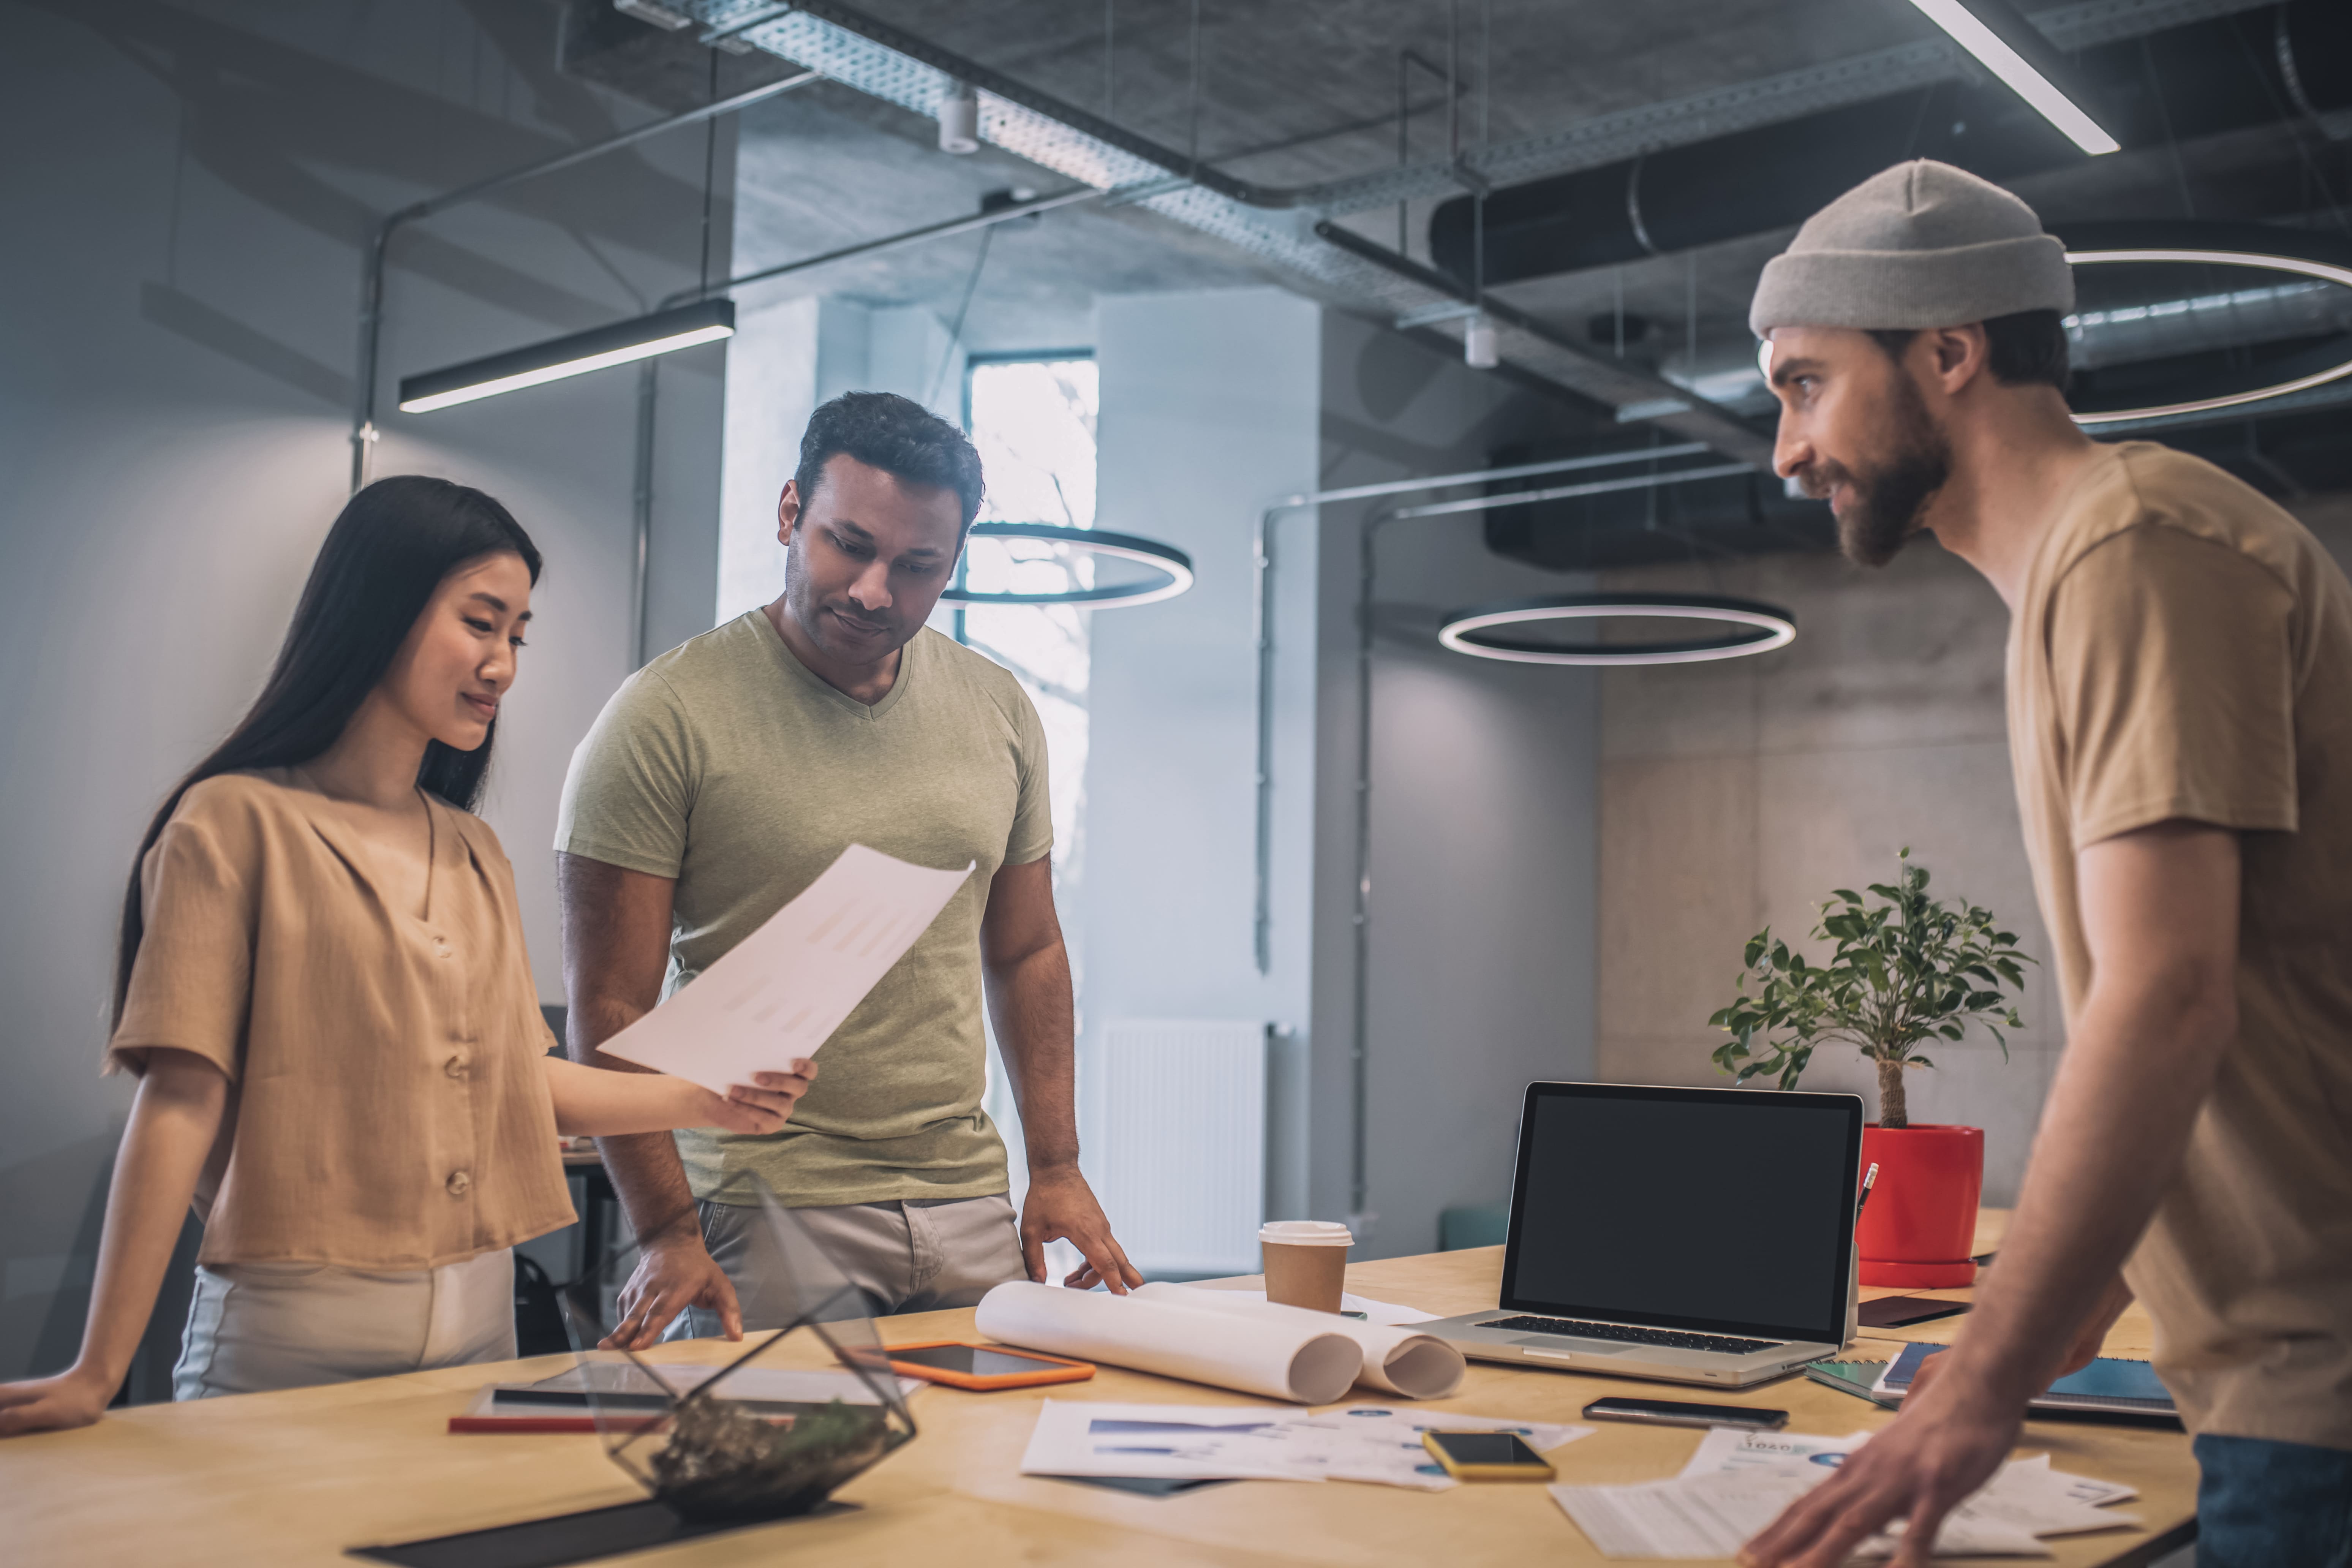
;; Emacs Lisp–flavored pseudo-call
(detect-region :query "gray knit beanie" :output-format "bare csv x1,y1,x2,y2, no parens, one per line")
1748,160,2074,337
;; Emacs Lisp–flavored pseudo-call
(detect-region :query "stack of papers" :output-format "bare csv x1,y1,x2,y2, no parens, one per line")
1019,1400,1593,1491
1548,1427,2139,1559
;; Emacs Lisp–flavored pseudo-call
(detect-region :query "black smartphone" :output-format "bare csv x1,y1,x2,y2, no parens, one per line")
1421,1429,1557,1481
1583,1396,1788,1430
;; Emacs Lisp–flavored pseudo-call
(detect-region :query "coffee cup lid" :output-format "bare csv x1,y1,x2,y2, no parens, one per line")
1258,1220,1353,1247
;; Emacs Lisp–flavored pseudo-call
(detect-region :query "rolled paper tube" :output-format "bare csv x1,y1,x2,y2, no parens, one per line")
973,1282,1363,1405
1135,1283,1465,1400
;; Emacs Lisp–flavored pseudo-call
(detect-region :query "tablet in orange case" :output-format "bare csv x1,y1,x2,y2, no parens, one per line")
881,1340,1096,1391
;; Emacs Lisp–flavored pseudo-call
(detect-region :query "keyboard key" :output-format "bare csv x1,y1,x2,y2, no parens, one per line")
1482,1315,1777,1356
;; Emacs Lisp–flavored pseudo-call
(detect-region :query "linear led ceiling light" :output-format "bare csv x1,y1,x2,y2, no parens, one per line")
940,523,1194,608
1439,593,1797,666
2064,244,2352,425
397,299,736,413
1903,0,2120,156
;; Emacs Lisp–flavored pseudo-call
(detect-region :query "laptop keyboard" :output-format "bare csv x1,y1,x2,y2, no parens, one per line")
1481,1315,1780,1356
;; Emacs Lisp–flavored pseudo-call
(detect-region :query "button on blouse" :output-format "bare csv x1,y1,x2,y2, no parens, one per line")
106,770,575,1269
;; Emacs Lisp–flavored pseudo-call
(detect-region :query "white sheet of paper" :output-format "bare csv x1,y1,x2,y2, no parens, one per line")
1283,1405,1595,1490
599,844,974,1095
1552,1471,2050,1560
1015,1400,1594,1490
1555,1430,2131,1559
1678,1426,1875,1479
1018,1400,1310,1482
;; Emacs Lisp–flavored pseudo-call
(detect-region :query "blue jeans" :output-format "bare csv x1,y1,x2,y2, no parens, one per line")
2195,1433,2352,1568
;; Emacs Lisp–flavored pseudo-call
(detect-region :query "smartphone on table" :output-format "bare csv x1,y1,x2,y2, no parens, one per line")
1583,1396,1788,1430
1421,1430,1557,1481
879,1341,1095,1391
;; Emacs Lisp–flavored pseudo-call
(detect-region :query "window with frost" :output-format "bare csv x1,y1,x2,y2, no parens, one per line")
958,356,1097,886
959,356,1096,1266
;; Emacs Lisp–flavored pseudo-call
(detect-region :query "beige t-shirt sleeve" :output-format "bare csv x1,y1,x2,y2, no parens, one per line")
2049,522,2300,846
556,668,698,879
108,805,257,1081
1005,678,1054,867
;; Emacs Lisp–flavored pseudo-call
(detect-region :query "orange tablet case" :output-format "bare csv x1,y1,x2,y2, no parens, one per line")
881,1340,1096,1391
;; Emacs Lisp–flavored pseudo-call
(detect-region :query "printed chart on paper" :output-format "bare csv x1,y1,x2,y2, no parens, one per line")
601,844,974,1095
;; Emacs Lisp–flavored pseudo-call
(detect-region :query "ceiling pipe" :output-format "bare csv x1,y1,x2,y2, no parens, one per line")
1428,0,2349,288
672,0,2256,463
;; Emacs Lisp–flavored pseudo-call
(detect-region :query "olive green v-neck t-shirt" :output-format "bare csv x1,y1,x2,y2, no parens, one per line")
556,611,1052,1208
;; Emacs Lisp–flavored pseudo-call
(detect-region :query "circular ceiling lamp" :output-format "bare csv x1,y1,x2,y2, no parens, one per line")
1438,593,1797,666
2057,221,2352,426
940,522,1195,608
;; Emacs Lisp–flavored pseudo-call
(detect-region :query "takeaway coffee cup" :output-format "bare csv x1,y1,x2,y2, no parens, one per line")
1259,1220,1354,1313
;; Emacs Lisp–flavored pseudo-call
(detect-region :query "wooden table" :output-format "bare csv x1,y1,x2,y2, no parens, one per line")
0,1238,2194,1567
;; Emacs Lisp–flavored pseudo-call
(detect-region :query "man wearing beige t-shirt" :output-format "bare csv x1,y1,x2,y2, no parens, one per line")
1734,163,2352,1568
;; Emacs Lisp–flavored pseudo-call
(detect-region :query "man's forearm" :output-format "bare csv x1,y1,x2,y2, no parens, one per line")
985,940,1079,1170
1949,978,2230,1404
567,997,704,1241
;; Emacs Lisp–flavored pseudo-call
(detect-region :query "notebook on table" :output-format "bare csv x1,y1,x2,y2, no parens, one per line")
1874,1341,2179,1422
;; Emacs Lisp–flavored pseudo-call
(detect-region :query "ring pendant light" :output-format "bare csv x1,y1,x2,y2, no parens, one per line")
1438,593,1798,666
2058,224,2352,426
940,522,1194,609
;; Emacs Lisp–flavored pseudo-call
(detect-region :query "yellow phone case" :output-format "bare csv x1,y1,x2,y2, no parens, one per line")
1421,1430,1556,1481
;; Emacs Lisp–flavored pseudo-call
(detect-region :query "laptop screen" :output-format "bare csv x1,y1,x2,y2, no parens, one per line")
1499,1083,1863,1344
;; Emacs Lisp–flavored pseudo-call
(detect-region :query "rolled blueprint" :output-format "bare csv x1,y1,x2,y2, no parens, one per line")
1136,1283,1465,1400
974,1282,1362,1405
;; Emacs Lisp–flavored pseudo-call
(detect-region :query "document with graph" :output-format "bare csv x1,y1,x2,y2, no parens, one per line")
599,844,974,1095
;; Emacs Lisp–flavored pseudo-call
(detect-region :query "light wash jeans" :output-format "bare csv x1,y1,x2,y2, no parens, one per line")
173,1247,515,1400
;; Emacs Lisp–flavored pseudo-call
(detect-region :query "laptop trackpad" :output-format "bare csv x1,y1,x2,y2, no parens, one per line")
1513,1338,1643,1356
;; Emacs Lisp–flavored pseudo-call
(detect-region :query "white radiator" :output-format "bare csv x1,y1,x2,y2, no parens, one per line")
1097,1019,1267,1277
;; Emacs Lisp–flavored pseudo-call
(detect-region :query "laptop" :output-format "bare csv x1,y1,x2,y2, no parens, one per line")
1421,1081,1864,1388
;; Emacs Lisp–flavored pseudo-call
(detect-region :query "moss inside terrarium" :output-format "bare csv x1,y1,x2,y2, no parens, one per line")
648,1396,900,1523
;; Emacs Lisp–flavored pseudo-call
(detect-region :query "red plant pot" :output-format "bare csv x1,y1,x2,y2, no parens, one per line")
1857,1124,1983,1288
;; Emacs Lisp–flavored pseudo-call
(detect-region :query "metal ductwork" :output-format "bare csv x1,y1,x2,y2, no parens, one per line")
1429,0,2350,288
648,0,2311,466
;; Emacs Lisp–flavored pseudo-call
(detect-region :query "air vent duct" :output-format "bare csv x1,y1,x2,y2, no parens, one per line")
1429,0,2349,287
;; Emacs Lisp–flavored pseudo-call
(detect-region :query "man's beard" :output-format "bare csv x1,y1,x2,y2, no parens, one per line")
1809,376,1952,568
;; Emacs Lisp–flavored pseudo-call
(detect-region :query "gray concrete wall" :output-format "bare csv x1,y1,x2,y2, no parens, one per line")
1313,311,1602,1258
1080,288,1325,1250
0,0,728,1389
1593,490,2352,1204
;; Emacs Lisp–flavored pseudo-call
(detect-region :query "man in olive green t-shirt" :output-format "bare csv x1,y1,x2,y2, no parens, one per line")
1735,164,2352,1568
556,391,1138,1341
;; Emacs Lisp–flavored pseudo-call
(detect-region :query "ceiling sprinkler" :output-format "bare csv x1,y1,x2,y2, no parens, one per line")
938,81,980,154
1464,311,1499,369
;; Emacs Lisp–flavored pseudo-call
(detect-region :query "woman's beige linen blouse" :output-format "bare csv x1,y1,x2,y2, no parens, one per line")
107,770,575,1269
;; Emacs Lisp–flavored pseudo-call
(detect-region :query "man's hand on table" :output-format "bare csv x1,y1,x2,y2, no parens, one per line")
1021,1165,1141,1294
604,1229,741,1349
1737,1350,2025,1567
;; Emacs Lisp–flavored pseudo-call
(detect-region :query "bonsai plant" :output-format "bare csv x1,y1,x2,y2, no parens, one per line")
1710,850,2030,1285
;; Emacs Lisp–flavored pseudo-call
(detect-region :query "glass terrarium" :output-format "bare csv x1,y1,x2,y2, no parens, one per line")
552,1178,916,1525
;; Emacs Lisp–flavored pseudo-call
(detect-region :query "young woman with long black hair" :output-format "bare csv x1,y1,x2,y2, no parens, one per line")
0,477,814,1435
